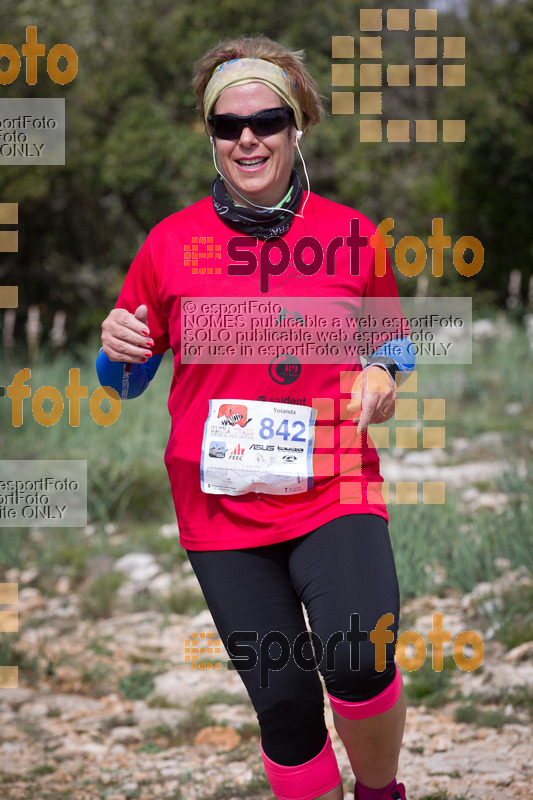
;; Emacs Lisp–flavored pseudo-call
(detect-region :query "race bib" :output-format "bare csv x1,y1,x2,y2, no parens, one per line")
201,399,316,496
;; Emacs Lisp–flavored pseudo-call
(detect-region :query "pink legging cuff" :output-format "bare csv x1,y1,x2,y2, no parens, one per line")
328,663,402,720
261,731,341,800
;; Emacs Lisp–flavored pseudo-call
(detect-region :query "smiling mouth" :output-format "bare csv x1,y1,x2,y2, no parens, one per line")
236,157,268,167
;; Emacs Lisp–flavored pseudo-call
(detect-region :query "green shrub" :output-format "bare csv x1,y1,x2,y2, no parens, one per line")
118,668,157,700
78,571,127,619
403,656,458,708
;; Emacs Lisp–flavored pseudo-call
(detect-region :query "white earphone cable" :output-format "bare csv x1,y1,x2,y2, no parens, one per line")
211,133,311,219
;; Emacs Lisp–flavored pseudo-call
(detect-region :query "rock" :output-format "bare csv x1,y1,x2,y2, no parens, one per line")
46,596,79,618
120,782,139,794
19,700,49,717
473,431,504,449
18,587,45,612
402,449,448,467
79,742,109,757
414,612,467,644
158,765,184,779
151,668,246,705
425,751,469,775
54,741,107,760
116,582,140,600
20,566,39,584
4,565,533,800
189,609,217,631
110,726,144,745
380,458,504,489
55,576,71,594
179,573,204,594
462,490,509,513
134,707,187,729
452,437,471,457
0,741,24,754
1,688,37,709
494,557,512,573
208,703,256,727
42,693,104,715
114,553,160,582
149,573,174,596
193,725,241,750
159,523,180,538
504,641,533,663
462,581,494,606
428,735,450,753
472,319,497,341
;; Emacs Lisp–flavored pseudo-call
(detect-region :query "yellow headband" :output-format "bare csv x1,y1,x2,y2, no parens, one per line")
203,57,303,133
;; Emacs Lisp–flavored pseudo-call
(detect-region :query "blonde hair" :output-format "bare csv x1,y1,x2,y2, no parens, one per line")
192,35,324,136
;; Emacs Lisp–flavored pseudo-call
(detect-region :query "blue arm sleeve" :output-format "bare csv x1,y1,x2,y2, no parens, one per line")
96,349,164,399
366,337,416,384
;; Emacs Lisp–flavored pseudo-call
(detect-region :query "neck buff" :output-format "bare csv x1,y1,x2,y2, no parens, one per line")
203,58,304,133
211,168,303,239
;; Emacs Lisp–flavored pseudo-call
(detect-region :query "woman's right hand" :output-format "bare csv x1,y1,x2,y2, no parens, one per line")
101,304,154,363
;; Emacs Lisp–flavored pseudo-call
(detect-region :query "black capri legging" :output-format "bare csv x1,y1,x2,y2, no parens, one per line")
186,514,400,766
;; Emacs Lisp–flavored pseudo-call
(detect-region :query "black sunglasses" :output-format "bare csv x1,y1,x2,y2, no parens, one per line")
208,106,295,140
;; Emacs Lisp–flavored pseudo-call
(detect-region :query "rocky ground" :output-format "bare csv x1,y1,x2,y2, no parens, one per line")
2,343,533,800
1,545,532,800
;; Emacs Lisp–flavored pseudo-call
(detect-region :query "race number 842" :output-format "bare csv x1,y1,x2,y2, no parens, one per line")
259,417,306,442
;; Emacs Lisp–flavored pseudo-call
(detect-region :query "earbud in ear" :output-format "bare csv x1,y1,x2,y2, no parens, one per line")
210,135,214,145
295,130,303,144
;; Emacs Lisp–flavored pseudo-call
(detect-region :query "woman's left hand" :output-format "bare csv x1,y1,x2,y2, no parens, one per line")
346,365,397,435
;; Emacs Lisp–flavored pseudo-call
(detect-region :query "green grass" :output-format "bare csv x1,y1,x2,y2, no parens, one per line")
100,713,137,732
79,660,115,696
27,764,57,777
411,315,533,440
118,668,158,700
478,581,533,651
141,706,218,747
195,688,248,707
2,316,532,616
0,633,41,686
389,459,533,598
453,703,517,729
0,344,175,526
236,721,260,740
146,694,183,708
78,571,127,619
128,585,208,616
403,656,459,708
502,685,533,718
